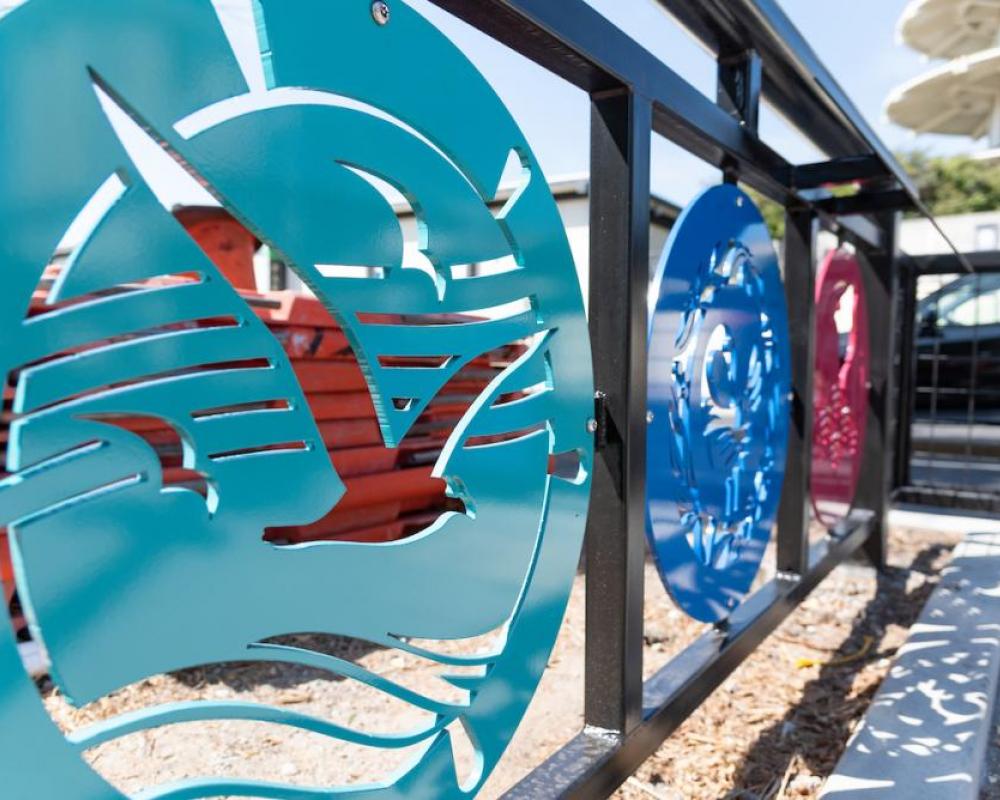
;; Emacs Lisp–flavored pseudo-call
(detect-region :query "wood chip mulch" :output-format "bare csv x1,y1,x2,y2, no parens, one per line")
611,526,962,800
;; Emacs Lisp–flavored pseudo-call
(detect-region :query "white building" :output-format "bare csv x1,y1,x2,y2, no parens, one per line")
900,209,1000,254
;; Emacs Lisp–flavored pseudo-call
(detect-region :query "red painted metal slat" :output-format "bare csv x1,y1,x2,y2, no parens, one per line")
336,466,447,512
266,502,403,544
325,511,443,544
0,533,13,608
307,392,376,421
0,213,519,605
291,360,370,394
250,292,351,329
330,446,403,478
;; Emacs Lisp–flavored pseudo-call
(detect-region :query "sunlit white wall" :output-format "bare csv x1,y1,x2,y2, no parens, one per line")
901,211,1000,255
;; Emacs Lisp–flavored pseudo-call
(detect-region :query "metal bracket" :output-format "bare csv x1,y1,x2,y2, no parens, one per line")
592,390,609,451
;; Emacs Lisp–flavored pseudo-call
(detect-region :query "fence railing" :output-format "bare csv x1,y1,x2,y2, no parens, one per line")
420,0,937,795
895,251,1000,514
0,1,969,797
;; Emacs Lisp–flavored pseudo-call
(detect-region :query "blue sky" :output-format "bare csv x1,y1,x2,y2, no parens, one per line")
409,0,973,206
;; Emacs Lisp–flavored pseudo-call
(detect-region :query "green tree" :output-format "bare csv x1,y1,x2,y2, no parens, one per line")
744,152,1000,240
745,187,785,240
743,184,854,241
897,151,1000,217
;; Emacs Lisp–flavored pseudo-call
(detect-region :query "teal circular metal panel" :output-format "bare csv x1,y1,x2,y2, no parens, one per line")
646,184,791,623
0,1,593,797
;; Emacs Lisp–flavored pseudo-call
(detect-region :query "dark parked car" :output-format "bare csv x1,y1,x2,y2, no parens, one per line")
915,272,1000,422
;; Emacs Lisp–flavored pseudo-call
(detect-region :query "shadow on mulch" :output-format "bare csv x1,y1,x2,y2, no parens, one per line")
170,634,383,692
725,543,954,800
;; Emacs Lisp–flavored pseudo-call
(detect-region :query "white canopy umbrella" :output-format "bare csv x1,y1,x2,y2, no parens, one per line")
898,0,1000,59
886,46,1000,144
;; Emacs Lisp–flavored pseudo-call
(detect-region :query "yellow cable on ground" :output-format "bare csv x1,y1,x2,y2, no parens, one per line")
795,635,875,669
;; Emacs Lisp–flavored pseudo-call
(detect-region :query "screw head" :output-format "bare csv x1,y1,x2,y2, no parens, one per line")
586,418,598,434
371,1,390,25
646,410,655,424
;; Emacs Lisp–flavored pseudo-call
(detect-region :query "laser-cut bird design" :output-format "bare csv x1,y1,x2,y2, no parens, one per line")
0,3,592,797
0,58,559,800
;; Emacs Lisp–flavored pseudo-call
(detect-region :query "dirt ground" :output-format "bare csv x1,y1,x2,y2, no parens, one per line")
37,522,962,799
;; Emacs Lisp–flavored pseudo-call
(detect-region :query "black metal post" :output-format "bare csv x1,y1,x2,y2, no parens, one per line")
776,207,817,573
854,212,901,568
894,258,918,489
584,89,652,736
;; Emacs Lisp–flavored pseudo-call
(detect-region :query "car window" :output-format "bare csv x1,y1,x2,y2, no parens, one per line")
940,284,1000,327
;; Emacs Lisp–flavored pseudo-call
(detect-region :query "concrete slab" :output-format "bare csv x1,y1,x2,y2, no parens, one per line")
823,531,1000,799
891,506,1000,535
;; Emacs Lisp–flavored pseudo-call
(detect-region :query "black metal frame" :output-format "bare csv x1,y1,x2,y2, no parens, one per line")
422,0,949,795
894,251,1000,514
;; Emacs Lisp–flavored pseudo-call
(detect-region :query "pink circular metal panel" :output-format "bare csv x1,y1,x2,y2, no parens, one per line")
811,250,870,526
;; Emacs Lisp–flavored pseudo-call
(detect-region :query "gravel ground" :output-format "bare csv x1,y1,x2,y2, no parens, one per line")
37,522,962,799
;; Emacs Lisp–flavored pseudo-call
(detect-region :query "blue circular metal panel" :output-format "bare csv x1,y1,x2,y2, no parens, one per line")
646,184,791,623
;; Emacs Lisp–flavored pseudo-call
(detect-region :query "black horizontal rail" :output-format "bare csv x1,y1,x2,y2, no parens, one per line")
815,189,913,216
651,0,972,275
793,156,888,189
653,0,876,161
429,0,970,265
434,0,912,198
431,0,792,198
503,514,873,799
906,251,1000,275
